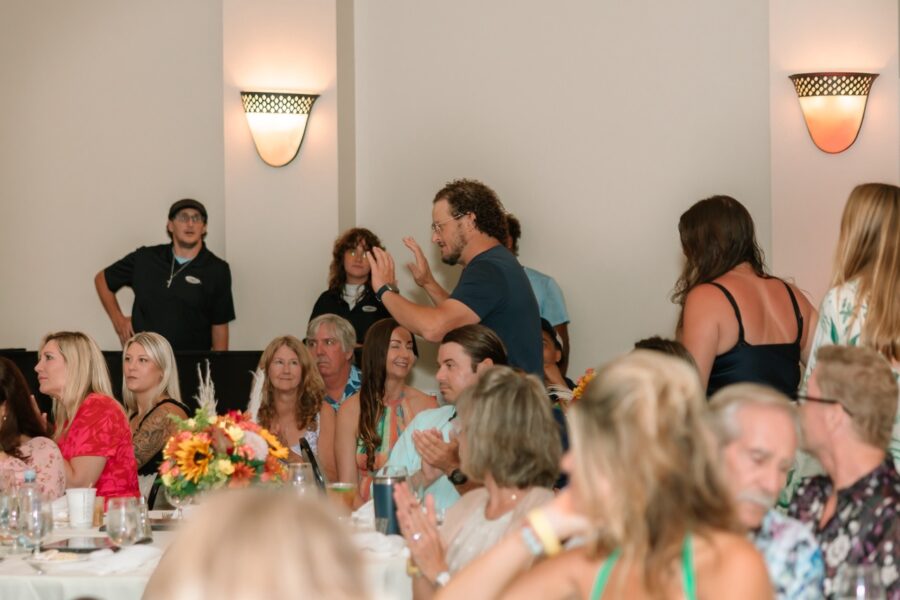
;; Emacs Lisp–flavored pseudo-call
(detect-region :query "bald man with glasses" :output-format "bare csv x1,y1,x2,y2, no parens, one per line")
786,345,900,598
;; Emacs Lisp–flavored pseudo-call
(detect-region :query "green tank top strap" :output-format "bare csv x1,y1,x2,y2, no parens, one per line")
588,536,696,600
682,534,697,600
588,549,621,600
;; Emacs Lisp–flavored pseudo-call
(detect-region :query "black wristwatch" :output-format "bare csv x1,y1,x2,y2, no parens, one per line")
375,283,399,303
448,468,468,485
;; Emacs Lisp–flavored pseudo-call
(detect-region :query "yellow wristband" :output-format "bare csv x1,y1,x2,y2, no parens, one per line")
526,509,561,557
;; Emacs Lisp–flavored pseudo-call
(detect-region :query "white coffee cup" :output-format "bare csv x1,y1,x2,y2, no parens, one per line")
66,488,97,528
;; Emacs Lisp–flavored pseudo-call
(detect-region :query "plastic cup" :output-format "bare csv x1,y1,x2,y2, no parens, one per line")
66,488,97,528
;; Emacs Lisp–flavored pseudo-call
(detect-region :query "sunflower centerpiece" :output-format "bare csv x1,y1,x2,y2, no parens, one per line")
159,408,289,500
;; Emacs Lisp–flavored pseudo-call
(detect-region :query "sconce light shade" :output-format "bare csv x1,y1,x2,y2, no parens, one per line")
240,91,319,167
789,72,878,154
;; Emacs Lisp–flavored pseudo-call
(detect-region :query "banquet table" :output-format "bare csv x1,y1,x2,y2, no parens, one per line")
0,514,412,600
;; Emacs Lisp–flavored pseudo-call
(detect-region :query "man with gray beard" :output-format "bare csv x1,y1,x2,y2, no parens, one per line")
708,384,824,599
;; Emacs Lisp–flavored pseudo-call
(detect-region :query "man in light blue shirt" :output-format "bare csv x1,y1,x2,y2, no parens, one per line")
384,324,507,511
505,214,571,374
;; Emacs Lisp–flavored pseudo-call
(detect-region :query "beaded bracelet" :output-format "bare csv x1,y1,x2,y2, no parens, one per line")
520,524,545,557
526,509,562,557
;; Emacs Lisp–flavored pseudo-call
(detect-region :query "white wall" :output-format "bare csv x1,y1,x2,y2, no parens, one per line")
223,0,339,350
352,0,772,378
770,0,900,302
0,1,225,350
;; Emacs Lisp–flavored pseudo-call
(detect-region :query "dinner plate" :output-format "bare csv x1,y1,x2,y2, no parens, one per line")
25,550,89,573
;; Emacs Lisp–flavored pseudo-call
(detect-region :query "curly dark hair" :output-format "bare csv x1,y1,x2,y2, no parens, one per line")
433,179,508,243
327,228,384,292
358,318,418,471
671,195,769,309
505,213,521,255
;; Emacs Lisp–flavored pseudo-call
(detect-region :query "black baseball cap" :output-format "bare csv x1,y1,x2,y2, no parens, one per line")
168,199,208,222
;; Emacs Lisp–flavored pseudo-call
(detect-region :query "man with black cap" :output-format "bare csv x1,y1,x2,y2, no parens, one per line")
94,199,235,351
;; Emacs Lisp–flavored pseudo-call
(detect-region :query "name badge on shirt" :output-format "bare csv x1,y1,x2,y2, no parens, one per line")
362,305,377,313
185,276,202,285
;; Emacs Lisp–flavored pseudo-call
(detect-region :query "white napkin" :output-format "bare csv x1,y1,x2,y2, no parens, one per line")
353,531,406,557
53,545,163,575
352,499,375,525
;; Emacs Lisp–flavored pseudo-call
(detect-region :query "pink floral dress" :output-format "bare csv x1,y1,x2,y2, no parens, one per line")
0,437,67,500
56,393,140,499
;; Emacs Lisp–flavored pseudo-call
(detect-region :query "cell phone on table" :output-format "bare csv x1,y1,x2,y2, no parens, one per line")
41,537,117,553
299,439,326,489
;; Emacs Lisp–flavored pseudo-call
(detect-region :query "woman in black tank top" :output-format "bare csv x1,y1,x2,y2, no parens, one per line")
672,196,816,395
122,333,189,501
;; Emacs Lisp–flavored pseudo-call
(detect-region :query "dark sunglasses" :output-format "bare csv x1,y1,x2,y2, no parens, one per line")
789,392,854,416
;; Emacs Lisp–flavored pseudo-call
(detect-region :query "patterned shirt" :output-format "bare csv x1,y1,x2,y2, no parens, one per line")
787,457,900,599
324,364,361,411
752,510,824,599
57,393,140,499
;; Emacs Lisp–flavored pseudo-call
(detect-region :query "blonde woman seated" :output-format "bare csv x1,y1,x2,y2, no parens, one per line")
144,489,367,600
336,318,437,507
394,366,560,599
0,358,66,499
437,351,772,600
35,331,139,499
248,335,336,481
122,332,189,504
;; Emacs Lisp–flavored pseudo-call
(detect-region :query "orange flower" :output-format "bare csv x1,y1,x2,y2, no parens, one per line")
228,462,256,488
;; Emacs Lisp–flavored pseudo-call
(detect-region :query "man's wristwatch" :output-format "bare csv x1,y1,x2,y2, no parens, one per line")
375,283,399,303
448,468,468,485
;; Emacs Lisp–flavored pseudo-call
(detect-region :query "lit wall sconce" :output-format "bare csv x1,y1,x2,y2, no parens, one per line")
789,72,878,154
240,91,319,167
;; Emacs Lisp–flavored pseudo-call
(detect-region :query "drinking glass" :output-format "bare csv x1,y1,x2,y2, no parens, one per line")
0,494,17,544
17,495,46,557
833,564,886,600
286,462,316,496
165,488,192,520
106,497,139,548
325,482,357,513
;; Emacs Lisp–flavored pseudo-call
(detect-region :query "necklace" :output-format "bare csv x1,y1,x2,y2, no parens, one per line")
167,251,192,288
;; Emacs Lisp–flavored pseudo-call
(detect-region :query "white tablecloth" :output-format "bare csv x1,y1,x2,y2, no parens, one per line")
0,518,411,600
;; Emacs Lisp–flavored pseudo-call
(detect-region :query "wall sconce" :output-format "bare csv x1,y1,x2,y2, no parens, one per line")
789,72,878,154
240,91,319,167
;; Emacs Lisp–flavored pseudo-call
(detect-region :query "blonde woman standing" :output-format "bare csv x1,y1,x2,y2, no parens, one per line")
803,183,900,464
35,331,138,498
122,332,188,503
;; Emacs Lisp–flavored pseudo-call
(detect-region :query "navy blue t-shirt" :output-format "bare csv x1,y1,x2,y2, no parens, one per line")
450,245,542,376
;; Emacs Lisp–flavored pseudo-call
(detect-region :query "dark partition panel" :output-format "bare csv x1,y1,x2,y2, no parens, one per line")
0,350,262,418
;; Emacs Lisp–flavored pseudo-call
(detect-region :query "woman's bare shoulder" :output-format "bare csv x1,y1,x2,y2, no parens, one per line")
694,530,771,598
405,387,438,411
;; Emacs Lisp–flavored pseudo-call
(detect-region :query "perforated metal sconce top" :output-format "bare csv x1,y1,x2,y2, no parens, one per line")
240,91,320,167
788,72,878,154
789,73,878,98
240,92,318,115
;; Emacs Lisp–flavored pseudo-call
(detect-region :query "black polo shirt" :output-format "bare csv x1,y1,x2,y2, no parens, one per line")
309,286,390,346
104,243,235,351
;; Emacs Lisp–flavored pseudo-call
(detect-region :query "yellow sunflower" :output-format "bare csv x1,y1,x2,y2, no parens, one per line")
258,428,289,460
174,436,213,483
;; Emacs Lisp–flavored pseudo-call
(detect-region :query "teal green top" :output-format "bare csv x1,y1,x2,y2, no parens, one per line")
589,536,696,600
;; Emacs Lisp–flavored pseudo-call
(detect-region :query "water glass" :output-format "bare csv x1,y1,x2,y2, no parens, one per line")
834,564,886,600
165,488,192,520
0,494,17,543
106,497,139,547
17,496,48,556
286,462,316,496
373,466,407,535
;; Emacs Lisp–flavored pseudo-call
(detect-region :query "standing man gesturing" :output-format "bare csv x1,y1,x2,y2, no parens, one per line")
366,179,542,376
94,199,235,351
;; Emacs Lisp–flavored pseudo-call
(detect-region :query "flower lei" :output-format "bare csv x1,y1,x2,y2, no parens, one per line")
570,368,596,405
